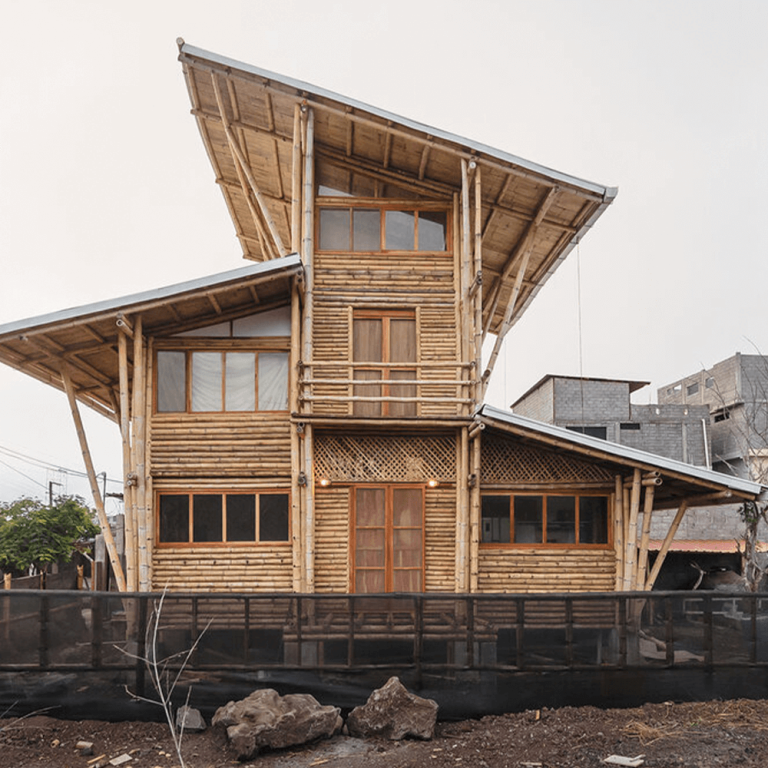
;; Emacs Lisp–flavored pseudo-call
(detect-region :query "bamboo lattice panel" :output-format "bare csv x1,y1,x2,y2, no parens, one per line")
481,435,614,485
314,434,456,483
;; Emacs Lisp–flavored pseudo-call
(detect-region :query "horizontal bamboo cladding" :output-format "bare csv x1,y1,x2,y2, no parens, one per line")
482,435,615,485
314,433,456,483
425,488,456,592
309,307,348,361
477,549,616,594
152,546,292,592
150,417,292,477
314,487,351,593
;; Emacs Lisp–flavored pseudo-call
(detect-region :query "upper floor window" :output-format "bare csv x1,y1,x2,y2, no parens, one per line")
156,349,289,413
481,493,609,546
318,206,448,253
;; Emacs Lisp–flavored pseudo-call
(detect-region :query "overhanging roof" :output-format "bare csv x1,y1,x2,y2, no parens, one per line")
478,403,763,506
178,42,617,336
0,255,301,420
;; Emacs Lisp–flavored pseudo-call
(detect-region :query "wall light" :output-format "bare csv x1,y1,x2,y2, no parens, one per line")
318,477,331,487
427,478,440,488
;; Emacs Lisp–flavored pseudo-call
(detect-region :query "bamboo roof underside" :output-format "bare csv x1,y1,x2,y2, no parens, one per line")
0,256,301,421
479,404,764,507
178,42,618,336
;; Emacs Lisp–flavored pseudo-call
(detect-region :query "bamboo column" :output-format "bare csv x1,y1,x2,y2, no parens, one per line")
117,332,137,592
473,165,483,404
622,469,642,590
304,424,315,593
291,104,302,254
469,432,481,593
455,428,469,592
614,475,624,590
634,483,656,591
61,367,126,593
290,281,303,592
131,316,149,591
460,160,471,417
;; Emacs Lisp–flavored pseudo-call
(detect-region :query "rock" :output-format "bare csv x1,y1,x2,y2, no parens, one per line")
346,676,438,740
212,688,343,760
176,705,206,733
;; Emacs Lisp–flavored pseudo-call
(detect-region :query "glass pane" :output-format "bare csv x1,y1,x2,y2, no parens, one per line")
482,495,511,543
393,488,421,527
157,351,186,412
385,210,415,250
193,494,222,542
389,319,416,363
356,529,385,566
260,493,289,541
356,488,385,527
393,529,422,567
393,569,421,592
547,496,576,544
258,352,289,411
318,208,350,250
514,496,543,543
353,369,382,418
159,495,189,543
225,353,256,411
226,494,256,542
417,210,447,251
353,209,380,250
580,497,608,544
356,570,385,593
353,319,382,362
192,352,222,411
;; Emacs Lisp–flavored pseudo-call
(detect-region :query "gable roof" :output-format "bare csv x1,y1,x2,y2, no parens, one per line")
478,403,763,505
0,255,301,419
178,42,617,337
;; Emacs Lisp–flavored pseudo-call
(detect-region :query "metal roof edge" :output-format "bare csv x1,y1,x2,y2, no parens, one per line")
478,403,763,496
178,42,616,199
0,254,302,339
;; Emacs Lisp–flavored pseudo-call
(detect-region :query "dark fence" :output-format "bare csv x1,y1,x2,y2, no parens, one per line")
2,590,768,719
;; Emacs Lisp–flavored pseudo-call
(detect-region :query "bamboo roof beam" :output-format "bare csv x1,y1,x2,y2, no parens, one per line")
418,142,432,180
345,108,354,156
383,127,392,169
61,366,126,592
211,73,287,258
205,292,223,315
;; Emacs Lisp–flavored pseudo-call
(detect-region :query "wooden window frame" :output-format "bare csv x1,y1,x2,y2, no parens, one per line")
154,342,289,415
156,490,291,547
352,309,418,417
316,200,452,255
480,492,612,549
350,484,426,593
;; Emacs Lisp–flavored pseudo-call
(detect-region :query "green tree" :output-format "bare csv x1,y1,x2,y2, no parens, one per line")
0,495,100,575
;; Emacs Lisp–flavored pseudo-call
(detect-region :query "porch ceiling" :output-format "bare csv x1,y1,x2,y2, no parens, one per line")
0,256,301,421
178,42,617,337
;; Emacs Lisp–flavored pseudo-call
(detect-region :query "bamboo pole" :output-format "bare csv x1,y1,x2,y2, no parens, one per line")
290,281,302,592
211,73,287,258
614,475,624,591
301,107,315,414
460,160,471,416
291,104,302,254
61,367,126,593
645,500,689,591
473,165,483,402
469,432,481,592
117,332,136,592
634,484,656,591
456,428,469,592
304,424,315,593
131,316,149,591
622,469,642,590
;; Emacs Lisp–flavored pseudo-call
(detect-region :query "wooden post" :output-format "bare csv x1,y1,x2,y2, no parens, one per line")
3,573,10,590
61,367,126,592
118,332,136,592
622,469,642,590
646,500,689,591
634,484,656,591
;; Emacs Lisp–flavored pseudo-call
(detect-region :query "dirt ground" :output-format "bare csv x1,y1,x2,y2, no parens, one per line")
3,699,768,768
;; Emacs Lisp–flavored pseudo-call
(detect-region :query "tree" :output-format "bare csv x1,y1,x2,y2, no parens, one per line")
0,495,100,575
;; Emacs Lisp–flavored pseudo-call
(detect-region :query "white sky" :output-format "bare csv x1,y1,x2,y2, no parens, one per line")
1,0,767,504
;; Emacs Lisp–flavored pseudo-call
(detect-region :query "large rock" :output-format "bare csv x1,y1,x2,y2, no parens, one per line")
212,688,343,760
346,676,438,740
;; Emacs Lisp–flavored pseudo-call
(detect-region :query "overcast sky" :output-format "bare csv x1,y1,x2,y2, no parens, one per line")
1,0,767,504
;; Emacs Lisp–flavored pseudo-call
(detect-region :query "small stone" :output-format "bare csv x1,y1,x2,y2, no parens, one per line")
176,705,206,733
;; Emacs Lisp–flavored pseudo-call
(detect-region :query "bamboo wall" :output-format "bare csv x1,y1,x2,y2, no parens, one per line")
477,549,615,593
152,545,292,592
314,487,351,592
424,487,456,591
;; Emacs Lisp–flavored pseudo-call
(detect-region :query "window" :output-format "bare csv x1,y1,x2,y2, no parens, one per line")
157,491,289,545
566,425,607,440
353,310,417,417
687,382,699,396
318,206,448,253
481,494,609,546
156,350,289,413
620,422,641,431
705,377,715,389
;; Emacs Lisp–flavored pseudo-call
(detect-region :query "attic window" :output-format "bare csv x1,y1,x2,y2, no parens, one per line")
318,205,448,253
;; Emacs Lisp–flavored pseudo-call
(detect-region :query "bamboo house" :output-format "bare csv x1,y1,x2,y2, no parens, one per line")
0,42,762,598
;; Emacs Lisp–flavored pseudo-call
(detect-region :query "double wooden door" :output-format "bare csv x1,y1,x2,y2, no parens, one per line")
352,486,424,593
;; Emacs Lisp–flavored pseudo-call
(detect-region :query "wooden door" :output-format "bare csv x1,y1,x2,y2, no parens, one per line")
352,486,423,592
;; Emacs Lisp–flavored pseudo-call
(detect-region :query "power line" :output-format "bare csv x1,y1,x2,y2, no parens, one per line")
0,444,122,486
